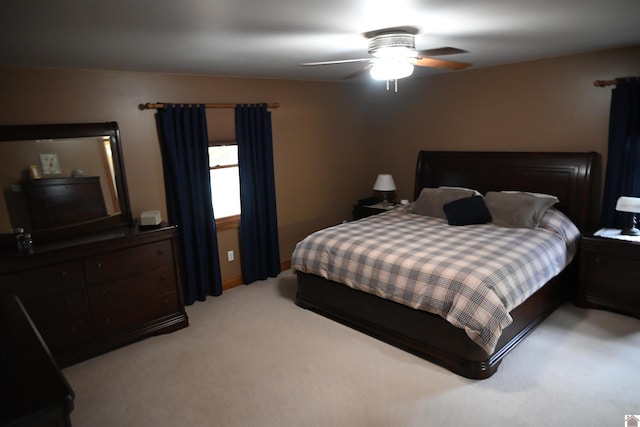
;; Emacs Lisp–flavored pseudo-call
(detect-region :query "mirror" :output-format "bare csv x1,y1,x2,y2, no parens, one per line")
0,122,132,241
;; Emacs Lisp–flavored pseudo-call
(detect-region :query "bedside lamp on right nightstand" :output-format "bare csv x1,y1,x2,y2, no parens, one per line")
615,196,640,235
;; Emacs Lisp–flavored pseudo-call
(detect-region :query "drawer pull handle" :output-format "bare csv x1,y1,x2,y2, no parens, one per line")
160,274,166,280
157,249,164,255
163,298,169,305
101,290,107,297
96,262,103,269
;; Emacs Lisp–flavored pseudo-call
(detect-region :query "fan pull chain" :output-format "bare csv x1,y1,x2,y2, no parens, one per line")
384,79,399,92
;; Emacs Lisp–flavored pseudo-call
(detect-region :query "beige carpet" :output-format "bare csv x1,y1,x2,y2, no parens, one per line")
64,270,640,427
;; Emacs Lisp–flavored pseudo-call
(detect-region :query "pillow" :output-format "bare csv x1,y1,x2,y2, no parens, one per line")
410,187,479,219
501,191,558,199
443,195,492,226
484,191,559,228
438,186,482,194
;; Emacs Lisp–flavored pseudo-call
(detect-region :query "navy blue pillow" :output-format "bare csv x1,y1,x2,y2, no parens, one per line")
443,195,492,226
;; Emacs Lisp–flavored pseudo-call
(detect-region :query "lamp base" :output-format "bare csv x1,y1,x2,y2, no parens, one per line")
620,227,640,236
621,213,640,236
379,192,395,207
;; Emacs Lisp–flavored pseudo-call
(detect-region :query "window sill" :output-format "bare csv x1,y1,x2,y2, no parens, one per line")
216,214,240,231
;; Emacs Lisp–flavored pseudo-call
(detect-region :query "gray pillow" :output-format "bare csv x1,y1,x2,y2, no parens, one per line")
411,187,479,219
484,191,559,228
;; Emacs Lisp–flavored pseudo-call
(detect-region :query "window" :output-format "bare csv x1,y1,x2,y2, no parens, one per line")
208,143,240,230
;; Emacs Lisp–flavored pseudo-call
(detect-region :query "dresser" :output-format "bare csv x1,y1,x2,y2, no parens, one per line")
21,177,108,229
0,225,188,367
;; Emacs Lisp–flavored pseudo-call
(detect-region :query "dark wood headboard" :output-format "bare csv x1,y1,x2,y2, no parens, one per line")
414,151,601,231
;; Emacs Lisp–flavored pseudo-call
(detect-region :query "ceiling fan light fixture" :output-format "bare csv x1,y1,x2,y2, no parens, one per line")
299,26,471,84
370,60,414,81
368,31,416,54
372,46,415,60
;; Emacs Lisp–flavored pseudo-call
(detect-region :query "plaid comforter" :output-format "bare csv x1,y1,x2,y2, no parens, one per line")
291,206,579,354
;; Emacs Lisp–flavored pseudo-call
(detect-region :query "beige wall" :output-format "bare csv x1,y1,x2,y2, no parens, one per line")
368,46,640,200
0,67,378,282
1,45,639,282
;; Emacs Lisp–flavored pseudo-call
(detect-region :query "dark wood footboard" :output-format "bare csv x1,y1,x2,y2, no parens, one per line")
296,265,572,379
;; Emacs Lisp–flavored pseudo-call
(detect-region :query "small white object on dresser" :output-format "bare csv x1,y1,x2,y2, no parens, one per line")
140,210,162,226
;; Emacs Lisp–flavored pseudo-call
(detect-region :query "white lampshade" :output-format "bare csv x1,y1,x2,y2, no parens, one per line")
615,196,640,213
373,174,396,192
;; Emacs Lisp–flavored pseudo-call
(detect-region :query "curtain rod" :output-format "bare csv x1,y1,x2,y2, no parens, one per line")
593,79,618,87
140,102,280,110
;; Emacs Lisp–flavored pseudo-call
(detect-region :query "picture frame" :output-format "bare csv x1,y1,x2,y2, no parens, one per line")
28,165,41,179
39,153,61,175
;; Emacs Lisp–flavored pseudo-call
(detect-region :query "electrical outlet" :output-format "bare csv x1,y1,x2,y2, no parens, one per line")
227,250,234,262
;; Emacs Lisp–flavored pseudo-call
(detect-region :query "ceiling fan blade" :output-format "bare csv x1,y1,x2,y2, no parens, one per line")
413,57,471,70
299,58,371,66
416,47,468,57
342,64,373,80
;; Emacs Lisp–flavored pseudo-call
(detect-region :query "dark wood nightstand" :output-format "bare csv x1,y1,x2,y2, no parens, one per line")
352,203,398,220
577,234,640,318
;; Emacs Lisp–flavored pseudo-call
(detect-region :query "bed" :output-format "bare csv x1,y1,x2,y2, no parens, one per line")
292,151,599,379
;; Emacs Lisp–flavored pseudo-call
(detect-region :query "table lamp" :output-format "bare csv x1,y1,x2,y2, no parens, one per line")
373,174,396,206
615,196,640,236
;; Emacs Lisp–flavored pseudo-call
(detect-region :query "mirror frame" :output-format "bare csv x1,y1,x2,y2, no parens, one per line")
0,121,132,241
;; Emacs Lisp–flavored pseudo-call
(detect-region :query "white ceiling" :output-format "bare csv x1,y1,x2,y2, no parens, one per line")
2,0,640,83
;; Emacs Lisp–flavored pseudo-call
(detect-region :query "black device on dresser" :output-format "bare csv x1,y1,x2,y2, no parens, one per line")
0,122,189,368
577,234,640,318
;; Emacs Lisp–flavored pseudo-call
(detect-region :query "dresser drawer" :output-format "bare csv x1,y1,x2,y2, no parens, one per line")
87,266,176,310
1,261,83,300
23,289,87,326
84,240,174,284
91,291,179,337
39,319,92,353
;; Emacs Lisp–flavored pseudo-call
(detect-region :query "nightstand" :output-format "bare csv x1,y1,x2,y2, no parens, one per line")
352,202,398,220
577,234,640,318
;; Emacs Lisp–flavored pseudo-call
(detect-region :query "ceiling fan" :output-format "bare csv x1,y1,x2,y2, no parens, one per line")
300,26,471,90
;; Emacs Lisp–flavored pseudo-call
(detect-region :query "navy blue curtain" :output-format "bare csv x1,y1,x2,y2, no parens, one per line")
156,104,223,304
235,104,281,284
601,77,640,228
